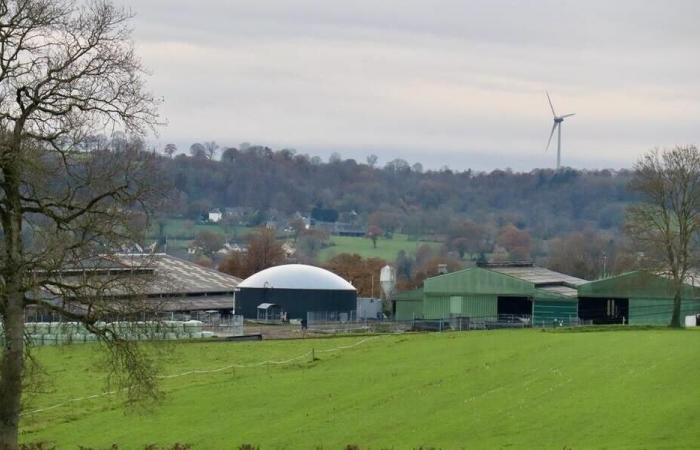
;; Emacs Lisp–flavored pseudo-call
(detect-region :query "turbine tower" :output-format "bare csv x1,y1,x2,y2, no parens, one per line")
545,92,575,169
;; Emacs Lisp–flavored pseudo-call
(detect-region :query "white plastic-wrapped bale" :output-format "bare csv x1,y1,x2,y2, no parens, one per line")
184,320,203,333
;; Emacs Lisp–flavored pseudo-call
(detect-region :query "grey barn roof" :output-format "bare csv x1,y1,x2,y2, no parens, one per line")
488,266,587,288
114,253,241,295
34,254,241,313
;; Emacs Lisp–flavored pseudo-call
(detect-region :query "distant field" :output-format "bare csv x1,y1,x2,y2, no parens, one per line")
149,220,441,263
319,234,442,262
147,218,250,240
21,329,700,449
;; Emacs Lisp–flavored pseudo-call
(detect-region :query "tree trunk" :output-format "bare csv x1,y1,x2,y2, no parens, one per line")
0,290,24,450
670,290,682,328
0,136,26,450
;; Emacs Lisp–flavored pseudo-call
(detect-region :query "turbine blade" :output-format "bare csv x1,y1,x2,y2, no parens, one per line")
561,113,576,118
545,122,558,151
546,91,557,117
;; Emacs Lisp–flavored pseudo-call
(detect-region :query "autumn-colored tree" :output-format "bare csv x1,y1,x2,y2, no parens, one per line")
219,228,286,278
496,224,532,260
218,251,247,278
447,220,489,258
324,253,386,297
412,256,463,286
368,211,402,233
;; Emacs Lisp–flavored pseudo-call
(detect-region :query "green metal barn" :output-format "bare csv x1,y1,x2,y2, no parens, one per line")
395,287,424,320
577,271,700,325
395,263,587,325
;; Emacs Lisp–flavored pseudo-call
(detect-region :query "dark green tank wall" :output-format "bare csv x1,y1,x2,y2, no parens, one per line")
236,288,357,319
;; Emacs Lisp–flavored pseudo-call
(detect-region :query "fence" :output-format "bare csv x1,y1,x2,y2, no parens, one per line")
306,310,357,324
303,313,590,334
0,317,245,347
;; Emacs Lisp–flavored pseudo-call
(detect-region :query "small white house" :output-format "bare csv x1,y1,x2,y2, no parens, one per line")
208,208,223,223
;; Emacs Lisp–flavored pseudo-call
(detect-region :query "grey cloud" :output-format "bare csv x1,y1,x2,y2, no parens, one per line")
127,0,700,170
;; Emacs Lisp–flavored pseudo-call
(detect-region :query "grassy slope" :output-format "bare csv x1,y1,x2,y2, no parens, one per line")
319,234,441,262
148,220,441,262
21,330,700,449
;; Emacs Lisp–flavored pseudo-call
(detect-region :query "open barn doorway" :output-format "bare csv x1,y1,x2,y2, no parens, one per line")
497,296,533,321
578,298,629,324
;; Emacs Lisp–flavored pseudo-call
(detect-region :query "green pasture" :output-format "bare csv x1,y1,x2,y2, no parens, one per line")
319,234,441,262
147,218,250,241
20,329,700,449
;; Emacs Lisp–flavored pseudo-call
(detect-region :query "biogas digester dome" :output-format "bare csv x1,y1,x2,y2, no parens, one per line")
235,264,357,320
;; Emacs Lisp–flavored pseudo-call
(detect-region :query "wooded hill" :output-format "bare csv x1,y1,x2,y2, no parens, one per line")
161,144,636,242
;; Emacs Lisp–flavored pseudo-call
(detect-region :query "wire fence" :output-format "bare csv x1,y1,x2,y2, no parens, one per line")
20,336,380,417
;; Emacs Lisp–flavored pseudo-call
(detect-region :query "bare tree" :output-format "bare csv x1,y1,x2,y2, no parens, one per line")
367,225,382,249
203,140,219,160
189,142,206,158
164,143,177,158
0,1,161,447
626,146,700,328
366,154,378,168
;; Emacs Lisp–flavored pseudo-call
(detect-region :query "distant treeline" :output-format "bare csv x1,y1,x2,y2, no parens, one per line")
159,144,637,242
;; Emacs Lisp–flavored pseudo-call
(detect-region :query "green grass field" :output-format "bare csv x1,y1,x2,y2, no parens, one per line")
20,329,700,449
148,218,250,241
319,234,441,262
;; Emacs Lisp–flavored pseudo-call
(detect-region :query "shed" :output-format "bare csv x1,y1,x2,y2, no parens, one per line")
577,271,700,325
395,263,586,325
395,288,424,321
256,303,281,321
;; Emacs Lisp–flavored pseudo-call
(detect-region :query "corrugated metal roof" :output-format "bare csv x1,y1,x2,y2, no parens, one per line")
488,266,587,287
538,285,579,298
114,254,241,294
152,295,234,311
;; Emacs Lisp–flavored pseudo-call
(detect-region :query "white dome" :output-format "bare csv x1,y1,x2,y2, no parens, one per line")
238,264,356,291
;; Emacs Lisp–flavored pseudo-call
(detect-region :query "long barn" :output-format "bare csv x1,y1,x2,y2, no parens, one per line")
395,263,700,326
396,262,586,325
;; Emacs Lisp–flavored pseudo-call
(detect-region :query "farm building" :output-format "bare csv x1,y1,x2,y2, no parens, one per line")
395,263,586,325
235,264,357,320
31,254,242,320
577,271,700,325
395,264,700,326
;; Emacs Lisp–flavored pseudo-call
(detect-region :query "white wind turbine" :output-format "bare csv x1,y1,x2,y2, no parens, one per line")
545,92,575,169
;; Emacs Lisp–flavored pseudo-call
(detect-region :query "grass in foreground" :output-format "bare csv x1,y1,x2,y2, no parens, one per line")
21,329,700,449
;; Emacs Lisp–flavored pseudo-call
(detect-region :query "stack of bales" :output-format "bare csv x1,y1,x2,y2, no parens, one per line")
21,320,213,345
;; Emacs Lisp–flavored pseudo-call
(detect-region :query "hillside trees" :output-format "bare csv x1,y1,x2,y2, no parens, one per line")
547,231,612,279
157,145,636,245
625,146,700,328
496,224,532,260
324,254,386,297
0,1,161,447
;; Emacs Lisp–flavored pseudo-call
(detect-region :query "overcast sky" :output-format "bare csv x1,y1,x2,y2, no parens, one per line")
124,1,700,170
